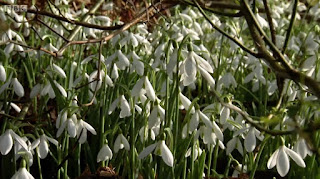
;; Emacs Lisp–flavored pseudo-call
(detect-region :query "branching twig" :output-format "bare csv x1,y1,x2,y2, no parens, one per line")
192,0,259,57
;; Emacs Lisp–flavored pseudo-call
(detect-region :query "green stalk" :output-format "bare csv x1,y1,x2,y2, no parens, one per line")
130,97,135,179
250,136,270,179
207,144,213,178
212,141,219,178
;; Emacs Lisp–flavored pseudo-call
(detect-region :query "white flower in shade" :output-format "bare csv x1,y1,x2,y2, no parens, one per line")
226,137,244,156
77,120,97,144
53,81,67,98
244,127,264,152
185,144,202,161
148,105,165,128
0,63,6,82
12,78,24,97
32,134,58,159
0,78,11,95
219,106,230,125
52,63,66,78
9,102,21,113
179,92,195,113
267,145,306,177
198,66,215,88
111,64,119,80
108,95,131,118
0,129,28,155
114,134,130,153
129,51,144,76
138,140,174,167
116,50,130,70
144,76,156,101
11,167,34,179
56,114,78,138
97,144,113,162
30,84,42,98
88,70,103,91
294,138,312,159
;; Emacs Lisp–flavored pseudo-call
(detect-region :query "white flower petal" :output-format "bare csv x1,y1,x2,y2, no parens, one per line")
138,143,157,159
244,128,256,152
12,78,24,97
0,64,6,82
144,76,156,101
267,149,279,169
160,140,174,167
284,146,306,168
0,130,13,155
39,136,49,159
97,144,113,162
52,64,66,78
30,84,41,98
277,147,290,177
198,110,213,129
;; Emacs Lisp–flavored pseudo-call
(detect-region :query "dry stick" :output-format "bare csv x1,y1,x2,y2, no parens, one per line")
37,18,70,42
58,0,105,55
262,0,276,45
282,0,298,53
82,40,104,107
56,2,162,56
0,0,123,31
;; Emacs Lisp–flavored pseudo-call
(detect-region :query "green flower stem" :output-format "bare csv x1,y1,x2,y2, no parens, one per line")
212,142,219,178
207,144,213,178
250,136,270,179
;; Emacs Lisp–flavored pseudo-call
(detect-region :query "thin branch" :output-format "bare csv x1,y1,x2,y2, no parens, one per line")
282,0,298,53
192,0,259,57
0,0,123,31
36,18,70,42
262,0,277,45
56,2,163,56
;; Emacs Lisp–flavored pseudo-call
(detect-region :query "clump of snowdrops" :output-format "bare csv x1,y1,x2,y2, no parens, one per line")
0,0,320,178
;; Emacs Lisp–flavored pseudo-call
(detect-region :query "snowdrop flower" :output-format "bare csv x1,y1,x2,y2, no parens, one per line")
0,129,28,155
0,63,6,82
220,106,230,125
32,134,58,159
88,70,103,91
148,104,165,128
108,95,131,118
56,114,78,138
77,119,97,144
179,92,195,113
11,167,34,179
106,50,130,70
244,127,264,152
97,144,113,162
226,137,244,155
0,75,12,95
294,138,312,159
267,145,306,177
138,140,174,167
129,51,144,76
52,63,66,78
12,78,24,97
114,134,130,153
131,76,157,101
185,144,202,161
29,84,41,98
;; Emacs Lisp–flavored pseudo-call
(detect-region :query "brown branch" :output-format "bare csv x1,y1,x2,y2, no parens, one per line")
56,2,163,56
0,0,123,31
262,0,276,45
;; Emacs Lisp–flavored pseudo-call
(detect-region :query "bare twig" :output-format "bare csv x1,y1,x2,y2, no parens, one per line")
262,0,277,45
